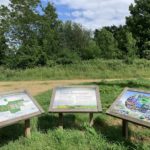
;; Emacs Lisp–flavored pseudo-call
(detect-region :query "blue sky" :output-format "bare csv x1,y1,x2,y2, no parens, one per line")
49,0,135,30
0,0,134,30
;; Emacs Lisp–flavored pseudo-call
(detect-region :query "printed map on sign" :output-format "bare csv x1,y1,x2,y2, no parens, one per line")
52,87,98,109
0,92,39,123
110,90,150,123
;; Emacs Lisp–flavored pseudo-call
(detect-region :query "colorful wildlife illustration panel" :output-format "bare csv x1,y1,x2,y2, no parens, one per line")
111,90,150,122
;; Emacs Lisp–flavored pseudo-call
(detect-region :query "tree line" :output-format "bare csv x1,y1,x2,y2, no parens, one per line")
0,0,150,69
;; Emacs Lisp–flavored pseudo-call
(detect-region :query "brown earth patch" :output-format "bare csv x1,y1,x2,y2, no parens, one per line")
0,78,148,96
0,79,103,96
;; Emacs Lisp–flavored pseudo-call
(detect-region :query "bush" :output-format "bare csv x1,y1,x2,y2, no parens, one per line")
143,50,150,60
81,40,101,60
56,48,81,64
124,57,134,64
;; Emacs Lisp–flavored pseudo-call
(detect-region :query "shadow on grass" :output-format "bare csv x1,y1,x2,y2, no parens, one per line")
37,113,137,149
37,113,82,132
93,116,136,149
37,113,59,131
88,80,150,89
0,123,23,147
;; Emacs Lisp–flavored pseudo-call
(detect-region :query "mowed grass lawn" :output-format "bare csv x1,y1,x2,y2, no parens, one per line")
0,80,150,150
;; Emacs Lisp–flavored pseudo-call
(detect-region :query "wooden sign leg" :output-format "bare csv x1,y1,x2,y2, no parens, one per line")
24,119,31,138
89,113,94,127
59,113,63,129
122,119,128,139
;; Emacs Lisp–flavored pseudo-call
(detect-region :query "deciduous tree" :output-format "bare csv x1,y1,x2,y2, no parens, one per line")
126,0,150,57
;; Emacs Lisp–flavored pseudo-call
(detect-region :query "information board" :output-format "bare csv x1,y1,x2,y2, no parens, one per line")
0,90,44,128
107,88,150,127
49,86,102,113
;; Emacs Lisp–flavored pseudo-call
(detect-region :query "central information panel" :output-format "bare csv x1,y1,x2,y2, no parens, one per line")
49,86,102,113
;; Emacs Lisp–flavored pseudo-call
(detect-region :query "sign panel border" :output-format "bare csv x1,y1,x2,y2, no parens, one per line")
49,85,102,113
106,88,150,128
0,89,44,128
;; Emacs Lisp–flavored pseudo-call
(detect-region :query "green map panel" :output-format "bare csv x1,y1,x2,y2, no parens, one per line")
0,99,24,113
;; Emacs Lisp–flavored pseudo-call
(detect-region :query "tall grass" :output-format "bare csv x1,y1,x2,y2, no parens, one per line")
0,59,150,81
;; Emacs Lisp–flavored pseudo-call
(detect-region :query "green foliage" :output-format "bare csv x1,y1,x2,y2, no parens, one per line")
59,21,91,55
80,40,101,60
56,48,81,65
126,0,150,57
124,31,138,64
103,25,126,58
0,0,150,69
124,31,137,57
0,2,96,68
0,31,8,65
95,28,119,59
0,80,150,150
142,50,150,60
0,59,149,81
142,41,150,60
0,0,61,68
103,26,138,60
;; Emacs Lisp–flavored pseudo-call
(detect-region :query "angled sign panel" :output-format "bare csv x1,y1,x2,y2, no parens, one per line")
0,90,44,128
49,86,102,113
107,88,150,127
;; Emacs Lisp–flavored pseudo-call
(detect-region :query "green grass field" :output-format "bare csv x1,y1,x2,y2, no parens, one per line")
0,79,150,150
0,59,150,80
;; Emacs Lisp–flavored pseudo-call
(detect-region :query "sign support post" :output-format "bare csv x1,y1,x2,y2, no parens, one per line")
59,113,63,129
122,119,128,139
24,119,31,138
89,113,94,127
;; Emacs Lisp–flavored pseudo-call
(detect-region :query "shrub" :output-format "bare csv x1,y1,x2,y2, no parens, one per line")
56,48,81,64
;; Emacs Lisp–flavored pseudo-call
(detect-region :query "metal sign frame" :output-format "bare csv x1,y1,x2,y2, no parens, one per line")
49,85,102,113
0,90,44,128
107,88,150,128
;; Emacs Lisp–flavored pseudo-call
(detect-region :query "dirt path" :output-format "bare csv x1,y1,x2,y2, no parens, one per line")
0,78,149,96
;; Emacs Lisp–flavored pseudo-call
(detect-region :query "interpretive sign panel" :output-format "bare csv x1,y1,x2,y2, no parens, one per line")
49,86,102,113
107,88,150,127
0,90,44,128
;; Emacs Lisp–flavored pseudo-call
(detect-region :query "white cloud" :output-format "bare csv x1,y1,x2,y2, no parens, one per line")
72,11,82,18
0,0,134,30
51,0,134,30
0,0,10,6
